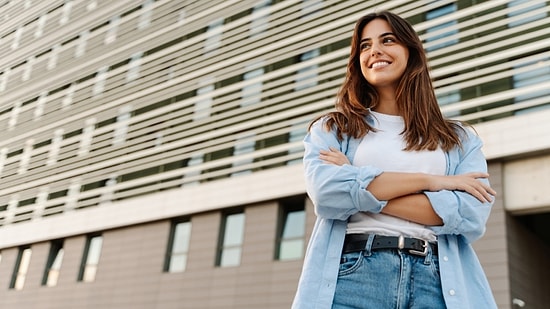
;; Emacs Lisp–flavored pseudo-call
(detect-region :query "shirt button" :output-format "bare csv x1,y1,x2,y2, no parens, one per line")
449,289,456,296
443,256,449,261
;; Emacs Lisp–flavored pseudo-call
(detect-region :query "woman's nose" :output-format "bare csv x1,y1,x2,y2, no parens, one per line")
370,43,383,56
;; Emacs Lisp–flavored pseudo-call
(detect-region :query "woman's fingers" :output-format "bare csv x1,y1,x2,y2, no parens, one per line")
429,173,496,203
464,172,490,179
465,173,496,202
482,182,497,197
466,182,494,203
319,148,350,166
458,175,496,203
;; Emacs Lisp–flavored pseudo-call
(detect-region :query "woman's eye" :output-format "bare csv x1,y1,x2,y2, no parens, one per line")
360,43,371,50
383,37,396,44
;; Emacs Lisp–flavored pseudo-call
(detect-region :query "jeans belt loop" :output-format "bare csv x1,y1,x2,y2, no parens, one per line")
398,235,405,250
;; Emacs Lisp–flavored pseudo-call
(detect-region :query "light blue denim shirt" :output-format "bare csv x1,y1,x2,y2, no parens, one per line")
292,116,497,309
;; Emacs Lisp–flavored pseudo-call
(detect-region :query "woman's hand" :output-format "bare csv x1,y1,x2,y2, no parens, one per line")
427,173,496,203
319,147,350,166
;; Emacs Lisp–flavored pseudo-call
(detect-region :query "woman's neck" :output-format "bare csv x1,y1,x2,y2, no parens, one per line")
374,87,399,115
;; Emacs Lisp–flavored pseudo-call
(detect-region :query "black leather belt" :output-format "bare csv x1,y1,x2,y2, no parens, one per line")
343,234,437,256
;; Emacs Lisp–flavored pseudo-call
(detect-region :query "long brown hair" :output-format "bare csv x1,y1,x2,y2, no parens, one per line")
312,11,463,151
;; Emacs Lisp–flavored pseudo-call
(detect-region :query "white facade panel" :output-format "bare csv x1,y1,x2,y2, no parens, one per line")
503,154,550,214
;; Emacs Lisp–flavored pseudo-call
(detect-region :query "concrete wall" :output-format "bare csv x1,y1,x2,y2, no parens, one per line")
474,162,511,309
0,200,308,309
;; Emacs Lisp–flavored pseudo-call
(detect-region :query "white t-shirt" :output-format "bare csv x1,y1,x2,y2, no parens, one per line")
347,111,446,241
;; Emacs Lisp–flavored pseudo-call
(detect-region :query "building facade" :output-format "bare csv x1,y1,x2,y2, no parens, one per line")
0,0,548,308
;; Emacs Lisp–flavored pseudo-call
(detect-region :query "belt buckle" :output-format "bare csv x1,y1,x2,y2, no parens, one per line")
409,239,428,256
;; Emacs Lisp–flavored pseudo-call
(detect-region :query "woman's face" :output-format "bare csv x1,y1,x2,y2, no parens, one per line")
359,18,409,91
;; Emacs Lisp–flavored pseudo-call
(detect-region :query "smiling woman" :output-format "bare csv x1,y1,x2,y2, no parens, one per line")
292,11,497,309
359,21,409,98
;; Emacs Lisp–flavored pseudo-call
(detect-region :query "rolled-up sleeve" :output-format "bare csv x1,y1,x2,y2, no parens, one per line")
303,119,387,221
426,129,494,243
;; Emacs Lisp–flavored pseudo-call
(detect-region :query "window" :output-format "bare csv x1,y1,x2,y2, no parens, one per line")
295,49,320,91
507,0,549,114
65,179,82,210
47,129,64,166
138,0,154,30
183,154,203,187
241,64,264,106
34,91,47,120
10,247,32,290
165,220,192,272
507,0,546,27
254,133,289,169
204,18,224,54
217,212,246,267
17,139,34,175
250,0,271,37
178,9,186,25
35,14,47,38
232,133,255,176
48,43,61,70
77,118,96,156
194,78,215,121
75,30,90,58
0,68,10,92
204,146,234,180
59,0,73,25
22,56,34,81
512,58,550,115
0,147,7,175
87,0,98,11
43,240,64,286
287,120,308,165
93,66,109,96
8,100,21,130
11,26,23,50
112,105,132,145
104,15,120,44
126,52,144,83
426,4,461,111
301,0,322,18
425,4,458,52
99,175,117,205
78,235,103,282
276,196,306,260
61,82,75,107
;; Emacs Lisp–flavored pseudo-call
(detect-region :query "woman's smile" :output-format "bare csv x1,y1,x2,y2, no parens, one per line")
370,61,391,69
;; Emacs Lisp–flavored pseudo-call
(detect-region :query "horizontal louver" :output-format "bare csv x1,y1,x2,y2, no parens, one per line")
0,0,548,226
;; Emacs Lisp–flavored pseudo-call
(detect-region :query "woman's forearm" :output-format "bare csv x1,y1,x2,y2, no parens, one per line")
381,193,443,226
366,171,495,203
366,172,429,201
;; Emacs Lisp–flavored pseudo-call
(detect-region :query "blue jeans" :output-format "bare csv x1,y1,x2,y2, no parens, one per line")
333,236,445,309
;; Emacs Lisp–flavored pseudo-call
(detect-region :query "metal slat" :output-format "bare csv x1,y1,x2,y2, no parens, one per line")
0,1,548,227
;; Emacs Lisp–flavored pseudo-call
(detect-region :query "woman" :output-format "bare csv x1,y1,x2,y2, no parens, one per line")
292,11,498,309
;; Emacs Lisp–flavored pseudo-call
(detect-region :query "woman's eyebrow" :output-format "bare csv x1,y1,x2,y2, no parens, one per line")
360,32,395,43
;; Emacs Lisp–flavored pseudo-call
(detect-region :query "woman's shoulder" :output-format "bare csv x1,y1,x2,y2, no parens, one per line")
309,113,344,134
451,121,484,152
455,122,480,139
307,114,358,150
